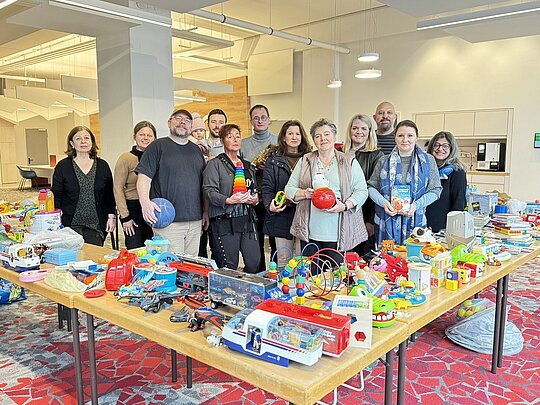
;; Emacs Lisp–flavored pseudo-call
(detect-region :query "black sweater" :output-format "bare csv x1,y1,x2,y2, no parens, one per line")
426,168,467,232
52,157,116,234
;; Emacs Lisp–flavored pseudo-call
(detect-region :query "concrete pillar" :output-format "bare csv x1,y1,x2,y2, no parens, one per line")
96,22,173,166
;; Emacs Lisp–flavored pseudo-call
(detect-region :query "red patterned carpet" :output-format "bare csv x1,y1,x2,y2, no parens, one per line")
1,257,539,404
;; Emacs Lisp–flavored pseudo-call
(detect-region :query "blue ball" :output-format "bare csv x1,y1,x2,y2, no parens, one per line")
150,198,175,229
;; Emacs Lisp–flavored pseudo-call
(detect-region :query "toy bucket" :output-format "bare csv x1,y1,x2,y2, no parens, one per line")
404,241,424,260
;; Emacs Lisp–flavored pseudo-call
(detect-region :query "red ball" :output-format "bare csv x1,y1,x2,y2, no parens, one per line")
281,285,290,294
312,187,336,210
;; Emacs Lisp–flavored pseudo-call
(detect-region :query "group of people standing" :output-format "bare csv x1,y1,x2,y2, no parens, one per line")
50,100,467,273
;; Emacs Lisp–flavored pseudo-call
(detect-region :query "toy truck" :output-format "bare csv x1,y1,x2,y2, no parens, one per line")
208,268,277,309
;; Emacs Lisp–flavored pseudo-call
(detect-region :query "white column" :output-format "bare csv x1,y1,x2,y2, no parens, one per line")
96,22,173,166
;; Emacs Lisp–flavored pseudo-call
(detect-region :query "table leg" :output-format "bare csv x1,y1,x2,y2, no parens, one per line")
186,356,193,388
491,278,503,374
171,349,178,383
66,307,72,332
87,313,98,405
70,308,84,405
397,340,407,405
384,350,394,405
497,275,509,368
58,304,64,329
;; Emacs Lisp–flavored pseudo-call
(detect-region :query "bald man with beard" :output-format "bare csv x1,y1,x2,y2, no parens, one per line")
373,101,397,155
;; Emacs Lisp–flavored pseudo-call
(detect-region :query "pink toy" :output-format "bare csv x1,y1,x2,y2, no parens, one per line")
19,269,50,283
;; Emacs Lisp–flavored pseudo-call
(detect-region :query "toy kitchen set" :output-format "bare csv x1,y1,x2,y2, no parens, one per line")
476,142,506,171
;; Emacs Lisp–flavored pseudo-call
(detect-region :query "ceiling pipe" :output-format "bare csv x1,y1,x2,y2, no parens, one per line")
189,8,350,55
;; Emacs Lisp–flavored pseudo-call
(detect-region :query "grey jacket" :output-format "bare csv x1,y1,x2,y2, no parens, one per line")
202,154,257,219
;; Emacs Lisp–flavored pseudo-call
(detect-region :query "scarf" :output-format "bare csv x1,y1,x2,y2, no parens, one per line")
129,146,144,161
377,145,431,244
438,164,455,180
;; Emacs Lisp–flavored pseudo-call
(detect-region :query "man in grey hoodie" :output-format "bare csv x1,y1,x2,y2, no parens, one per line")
241,104,278,272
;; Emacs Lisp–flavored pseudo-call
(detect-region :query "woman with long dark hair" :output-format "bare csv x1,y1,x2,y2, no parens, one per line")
262,120,311,267
425,131,467,232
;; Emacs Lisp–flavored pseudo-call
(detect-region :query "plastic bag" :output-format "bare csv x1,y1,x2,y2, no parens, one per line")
445,304,523,356
0,278,26,304
44,269,87,292
24,227,84,250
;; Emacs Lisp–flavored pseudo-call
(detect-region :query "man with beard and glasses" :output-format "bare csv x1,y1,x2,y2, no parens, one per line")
373,101,397,155
136,109,207,255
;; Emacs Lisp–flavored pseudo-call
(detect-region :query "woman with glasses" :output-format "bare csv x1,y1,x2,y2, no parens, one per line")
425,131,467,232
285,118,368,265
203,124,261,273
343,114,385,256
261,120,312,268
367,120,442,245
113,121,156,249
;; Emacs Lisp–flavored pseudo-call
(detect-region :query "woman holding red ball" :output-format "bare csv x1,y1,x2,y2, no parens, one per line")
285,118,368,264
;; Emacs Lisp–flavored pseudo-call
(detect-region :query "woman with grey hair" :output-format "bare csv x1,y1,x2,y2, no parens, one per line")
285,118,368,265
425,131,467,232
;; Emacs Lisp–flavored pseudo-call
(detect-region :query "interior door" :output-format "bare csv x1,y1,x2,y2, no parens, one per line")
25,128,49,165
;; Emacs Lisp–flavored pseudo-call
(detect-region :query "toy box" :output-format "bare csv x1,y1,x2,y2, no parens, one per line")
468,192,498,215
332,295,371,349
209,268,277,310
257,299,351,357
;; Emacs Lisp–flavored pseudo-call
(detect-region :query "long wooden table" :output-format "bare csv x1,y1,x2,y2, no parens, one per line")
393,246,540,404
0,265,86,404
3,243,538,404
74,288,410,405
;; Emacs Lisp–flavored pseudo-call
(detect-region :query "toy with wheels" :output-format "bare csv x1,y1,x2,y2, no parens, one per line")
149,198,176,229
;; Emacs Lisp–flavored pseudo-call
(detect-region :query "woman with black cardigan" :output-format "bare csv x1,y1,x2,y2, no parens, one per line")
426,131,468,232
52,125,116,246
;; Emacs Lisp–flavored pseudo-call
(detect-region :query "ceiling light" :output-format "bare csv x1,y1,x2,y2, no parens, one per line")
0,74,46,83
355,69,382,79
49,0,172,28
174,95,206,102
357,52,379,62
327,80,342,89
417,1,540,30
0,0,18,10
72,95,90,100
51,102,69,107
17,108,27,111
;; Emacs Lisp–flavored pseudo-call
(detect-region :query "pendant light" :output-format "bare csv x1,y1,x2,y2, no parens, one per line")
327,0,342,89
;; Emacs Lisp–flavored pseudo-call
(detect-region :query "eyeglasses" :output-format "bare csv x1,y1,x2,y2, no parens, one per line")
170,116,192,124
251,115,268,122
434,143,450,151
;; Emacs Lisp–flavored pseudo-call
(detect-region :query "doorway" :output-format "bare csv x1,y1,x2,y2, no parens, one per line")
25,128,49,165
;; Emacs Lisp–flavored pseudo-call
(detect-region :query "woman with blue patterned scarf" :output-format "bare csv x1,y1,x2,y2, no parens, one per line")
367,120,442,245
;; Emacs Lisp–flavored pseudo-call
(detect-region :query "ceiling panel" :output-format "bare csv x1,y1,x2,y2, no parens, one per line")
379,0,516,18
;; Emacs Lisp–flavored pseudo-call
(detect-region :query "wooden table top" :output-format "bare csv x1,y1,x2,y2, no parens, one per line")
74,289,410,405
395,246,540,332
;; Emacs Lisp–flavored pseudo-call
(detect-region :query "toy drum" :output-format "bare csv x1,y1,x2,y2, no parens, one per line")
408,262,432,295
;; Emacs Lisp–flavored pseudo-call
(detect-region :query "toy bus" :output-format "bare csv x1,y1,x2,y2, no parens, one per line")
222,307,324,367
0,241,41,271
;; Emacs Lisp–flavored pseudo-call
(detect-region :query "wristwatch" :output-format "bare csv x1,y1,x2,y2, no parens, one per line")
343,201,348,211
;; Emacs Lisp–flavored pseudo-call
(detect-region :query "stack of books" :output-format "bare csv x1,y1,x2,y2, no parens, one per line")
488,214,534,251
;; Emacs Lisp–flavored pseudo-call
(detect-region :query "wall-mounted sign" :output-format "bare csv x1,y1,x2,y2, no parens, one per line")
535,133,540,148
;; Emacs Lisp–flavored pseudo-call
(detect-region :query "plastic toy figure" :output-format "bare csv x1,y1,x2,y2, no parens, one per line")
379,252,409,283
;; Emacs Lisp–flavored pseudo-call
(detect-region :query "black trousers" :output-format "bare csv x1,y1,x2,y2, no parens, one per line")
123,199,154,249
71,225,105,247
300,240,344,273
210,217,261,274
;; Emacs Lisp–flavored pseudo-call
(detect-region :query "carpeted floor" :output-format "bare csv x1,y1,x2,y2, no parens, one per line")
1,257,539,404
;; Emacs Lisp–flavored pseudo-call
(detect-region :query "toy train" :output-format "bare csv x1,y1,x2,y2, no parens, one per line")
0,241,41,271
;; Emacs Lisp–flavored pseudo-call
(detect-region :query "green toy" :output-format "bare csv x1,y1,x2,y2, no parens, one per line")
451,244,487,267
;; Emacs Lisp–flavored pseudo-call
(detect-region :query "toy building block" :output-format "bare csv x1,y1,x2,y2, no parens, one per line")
457,262,484,278
445,279,459,291
458,268,471,284
446,269,459,281
431,277,445,288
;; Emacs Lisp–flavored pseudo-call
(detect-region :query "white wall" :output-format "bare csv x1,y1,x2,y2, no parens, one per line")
287,31,540,200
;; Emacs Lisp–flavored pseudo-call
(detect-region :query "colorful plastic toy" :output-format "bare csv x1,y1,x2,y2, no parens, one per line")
232,161,248,194
273,191,287,207
451,245,487,267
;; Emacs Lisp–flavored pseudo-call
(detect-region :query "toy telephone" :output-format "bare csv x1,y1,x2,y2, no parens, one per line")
273,191,286,207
